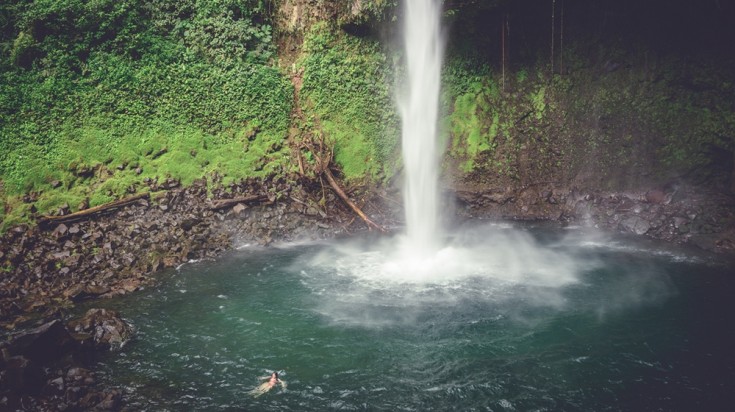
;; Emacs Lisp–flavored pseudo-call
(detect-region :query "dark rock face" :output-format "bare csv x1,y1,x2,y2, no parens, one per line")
0,313,131,411
3,320,77,365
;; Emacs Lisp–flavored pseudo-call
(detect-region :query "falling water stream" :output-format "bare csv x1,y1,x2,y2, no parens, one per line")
399,0,444,257
88,1,735,410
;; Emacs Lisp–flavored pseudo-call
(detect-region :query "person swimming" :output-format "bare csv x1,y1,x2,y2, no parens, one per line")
249,371,286,397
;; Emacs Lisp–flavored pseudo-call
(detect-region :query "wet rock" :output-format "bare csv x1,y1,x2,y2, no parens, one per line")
620,216,652,235
95,389,122,410
66,367,94,385
65,384,85,403
67,309,134,351
615,197,636,212
41,376,65,397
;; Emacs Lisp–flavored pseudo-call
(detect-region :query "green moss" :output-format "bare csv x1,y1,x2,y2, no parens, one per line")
34,191,86,214
299,23,399,181
531,86,547,120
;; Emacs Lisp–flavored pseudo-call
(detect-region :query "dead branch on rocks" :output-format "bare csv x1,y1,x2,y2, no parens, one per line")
322,165,385,232
302,134,386,233
40,193,150,224
208,194,267,210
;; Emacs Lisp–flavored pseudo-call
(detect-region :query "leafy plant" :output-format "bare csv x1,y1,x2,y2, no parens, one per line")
299,23,400,181
0,0,292,229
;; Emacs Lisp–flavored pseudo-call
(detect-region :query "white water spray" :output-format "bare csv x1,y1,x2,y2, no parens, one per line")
301,0,590,316
399,0,444,257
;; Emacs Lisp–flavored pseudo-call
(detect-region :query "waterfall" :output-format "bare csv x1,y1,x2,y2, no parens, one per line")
400,0,445,257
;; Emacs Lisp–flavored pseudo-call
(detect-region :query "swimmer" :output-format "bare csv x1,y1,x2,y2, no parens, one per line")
249,371,286,397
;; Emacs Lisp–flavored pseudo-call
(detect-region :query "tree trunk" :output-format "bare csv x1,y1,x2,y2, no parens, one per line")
40,193,150,224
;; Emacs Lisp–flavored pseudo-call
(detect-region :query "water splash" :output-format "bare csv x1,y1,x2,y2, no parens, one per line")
299,1,593,319
399,0,445,257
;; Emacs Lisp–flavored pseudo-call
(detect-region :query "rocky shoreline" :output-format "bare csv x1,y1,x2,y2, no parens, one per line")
0,176,392,329
454,183,735,253
0,175,391,411
1,178,733,410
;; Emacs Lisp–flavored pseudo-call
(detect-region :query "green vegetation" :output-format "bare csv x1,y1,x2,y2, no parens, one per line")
298,22,400,181
0,0,292,229
443,47,735,189
1,0,733,231
444,58,548,174
564,50,735,188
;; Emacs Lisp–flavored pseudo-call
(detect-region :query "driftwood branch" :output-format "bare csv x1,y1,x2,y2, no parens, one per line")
323,166,385,233
294,120,385,232
40,193,150,224
208,195,267,210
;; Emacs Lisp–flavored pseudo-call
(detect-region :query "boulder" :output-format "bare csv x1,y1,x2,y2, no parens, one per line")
64,284,111,302
620,216,652,235
67,309,134,351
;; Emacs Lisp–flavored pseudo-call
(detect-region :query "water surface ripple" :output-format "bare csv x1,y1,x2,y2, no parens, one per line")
92,226,735,411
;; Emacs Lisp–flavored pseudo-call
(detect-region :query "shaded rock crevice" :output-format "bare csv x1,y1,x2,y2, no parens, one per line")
0,310,132,411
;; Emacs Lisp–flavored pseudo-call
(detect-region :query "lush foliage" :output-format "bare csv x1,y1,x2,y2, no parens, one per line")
0,0,292,229
442,44,735,188
444,58,550,175
298,22,400,181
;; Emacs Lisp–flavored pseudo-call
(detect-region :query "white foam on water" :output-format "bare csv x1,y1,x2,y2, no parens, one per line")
296,224,599,327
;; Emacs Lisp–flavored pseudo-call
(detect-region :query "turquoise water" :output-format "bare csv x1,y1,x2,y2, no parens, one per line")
93,224,735,411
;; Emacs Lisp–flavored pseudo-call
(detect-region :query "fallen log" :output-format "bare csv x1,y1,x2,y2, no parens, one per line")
323,167,385,233
208,194,267,211
298,130,385,233
40,193,150,224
